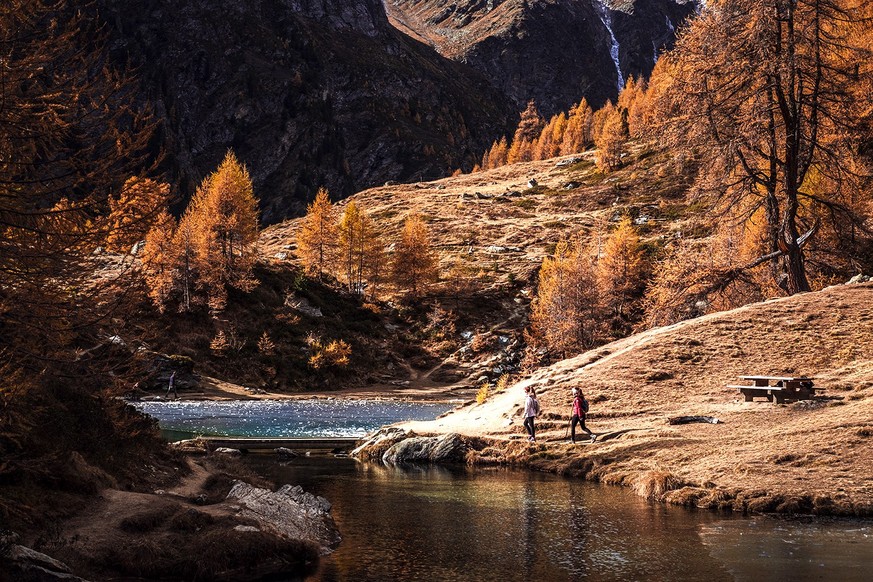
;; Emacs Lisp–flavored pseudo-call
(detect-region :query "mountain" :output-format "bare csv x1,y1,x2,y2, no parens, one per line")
99,0,516,222
386,0,698,115
98,0,698,223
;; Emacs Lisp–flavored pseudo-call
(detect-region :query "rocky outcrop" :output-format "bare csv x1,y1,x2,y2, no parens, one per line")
97,0,515,222
226,481,341,554
1,533,90,582
387,0,699,114
382,432,470,464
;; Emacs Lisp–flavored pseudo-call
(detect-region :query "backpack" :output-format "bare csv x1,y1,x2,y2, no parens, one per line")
582,398,589,413
533,398,541,416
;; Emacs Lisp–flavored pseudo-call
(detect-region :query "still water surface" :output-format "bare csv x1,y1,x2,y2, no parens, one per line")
249,457,873,582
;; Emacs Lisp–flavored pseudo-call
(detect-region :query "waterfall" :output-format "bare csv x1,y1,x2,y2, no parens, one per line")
595,1,624,93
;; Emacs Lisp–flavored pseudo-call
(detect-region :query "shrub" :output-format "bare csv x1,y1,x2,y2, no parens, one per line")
476,383,491,405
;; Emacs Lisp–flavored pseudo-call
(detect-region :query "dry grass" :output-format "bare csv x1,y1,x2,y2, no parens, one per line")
400,283,873,515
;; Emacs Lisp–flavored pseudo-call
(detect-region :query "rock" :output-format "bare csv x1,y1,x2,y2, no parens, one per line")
130,240,146,255
3,543,90,582
274,252,288,260
213,447,242,456
351,427,411,461
485,245,507,253
667,416,720,425
563,181,580,189
275,447,298,460
95,0,514,223
847,273,870,284
285,295,323,318
527,179,538,188
555,156,583,167
382,433,469,465
226,481,341,554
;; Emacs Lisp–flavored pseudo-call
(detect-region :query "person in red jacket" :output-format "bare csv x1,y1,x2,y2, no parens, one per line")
570,388,595,444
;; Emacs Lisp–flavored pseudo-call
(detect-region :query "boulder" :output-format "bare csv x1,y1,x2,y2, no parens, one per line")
213,447,242,456
226,481,341,555
2,542,90,582
351,427,411,461
381,433,469,465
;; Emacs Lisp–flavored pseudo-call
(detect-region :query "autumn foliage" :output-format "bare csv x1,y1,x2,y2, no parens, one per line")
141,151,260,313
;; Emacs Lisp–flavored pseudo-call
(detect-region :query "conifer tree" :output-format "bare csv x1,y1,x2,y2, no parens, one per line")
0,0,160,363
173,210,198,312
529,240,600,358
338,201,381,294
595,106,626,172
561,99,594,155
598,217,647,318
106,178,171,252
656,0,873,294
298,187,339,281
391,214,438,298
141,210,178,312
191,151,259,311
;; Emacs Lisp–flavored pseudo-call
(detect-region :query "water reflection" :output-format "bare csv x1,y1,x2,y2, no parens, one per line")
249,459,717,581
247,458,873,582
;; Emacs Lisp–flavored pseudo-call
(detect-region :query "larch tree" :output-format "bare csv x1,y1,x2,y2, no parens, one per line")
595,106,626,172
140,210,179,312
507,100,545,164
106,177,171,252
391,214,438,298
561,99,595,155
529,240,601,359
190,151,260,312
298,187,339,281
0,0,161,365
597,217,647,320
535,112,568,160
656,0,873,294
339,201,381,295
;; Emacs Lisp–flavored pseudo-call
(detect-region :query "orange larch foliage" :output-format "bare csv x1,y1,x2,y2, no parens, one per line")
298,187,339,281
106,177,171,252
391,214,438,298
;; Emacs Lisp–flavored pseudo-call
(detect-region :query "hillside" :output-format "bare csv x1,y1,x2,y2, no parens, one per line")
250,144,696,390
398,282,873,515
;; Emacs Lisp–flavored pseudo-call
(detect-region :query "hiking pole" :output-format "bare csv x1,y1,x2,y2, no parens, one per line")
564,417,571,440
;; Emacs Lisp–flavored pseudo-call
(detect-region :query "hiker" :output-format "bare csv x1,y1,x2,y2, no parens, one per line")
523,386,540,442
167,371,177,400
570,388,595,443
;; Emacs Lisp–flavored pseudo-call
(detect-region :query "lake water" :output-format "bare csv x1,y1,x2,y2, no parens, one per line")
133,399,456,439
249,457,873,582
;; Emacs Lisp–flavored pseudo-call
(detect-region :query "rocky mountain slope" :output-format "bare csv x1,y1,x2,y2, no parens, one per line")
398,281,873,515
386,0,698,115
95,0,700,222
99,0,515,222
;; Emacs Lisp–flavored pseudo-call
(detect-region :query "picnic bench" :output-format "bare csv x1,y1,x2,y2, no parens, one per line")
727,375,818,404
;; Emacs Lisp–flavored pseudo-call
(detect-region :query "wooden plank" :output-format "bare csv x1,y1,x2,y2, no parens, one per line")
729,385,785,391
740,375,813,381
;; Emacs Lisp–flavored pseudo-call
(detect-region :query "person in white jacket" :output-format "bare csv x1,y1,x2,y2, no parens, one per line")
523,386,540,442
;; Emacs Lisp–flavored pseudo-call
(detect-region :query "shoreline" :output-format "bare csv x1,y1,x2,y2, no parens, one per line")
140,375,476,404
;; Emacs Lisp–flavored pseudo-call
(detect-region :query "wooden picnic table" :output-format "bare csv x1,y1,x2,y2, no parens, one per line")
727,375,818,404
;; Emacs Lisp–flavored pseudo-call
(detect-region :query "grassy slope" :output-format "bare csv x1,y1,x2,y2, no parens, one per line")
402,282,873,514
251,145,696,392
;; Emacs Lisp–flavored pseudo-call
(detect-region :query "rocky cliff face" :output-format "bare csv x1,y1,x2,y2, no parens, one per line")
99,0,515,222
386,0,698,115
